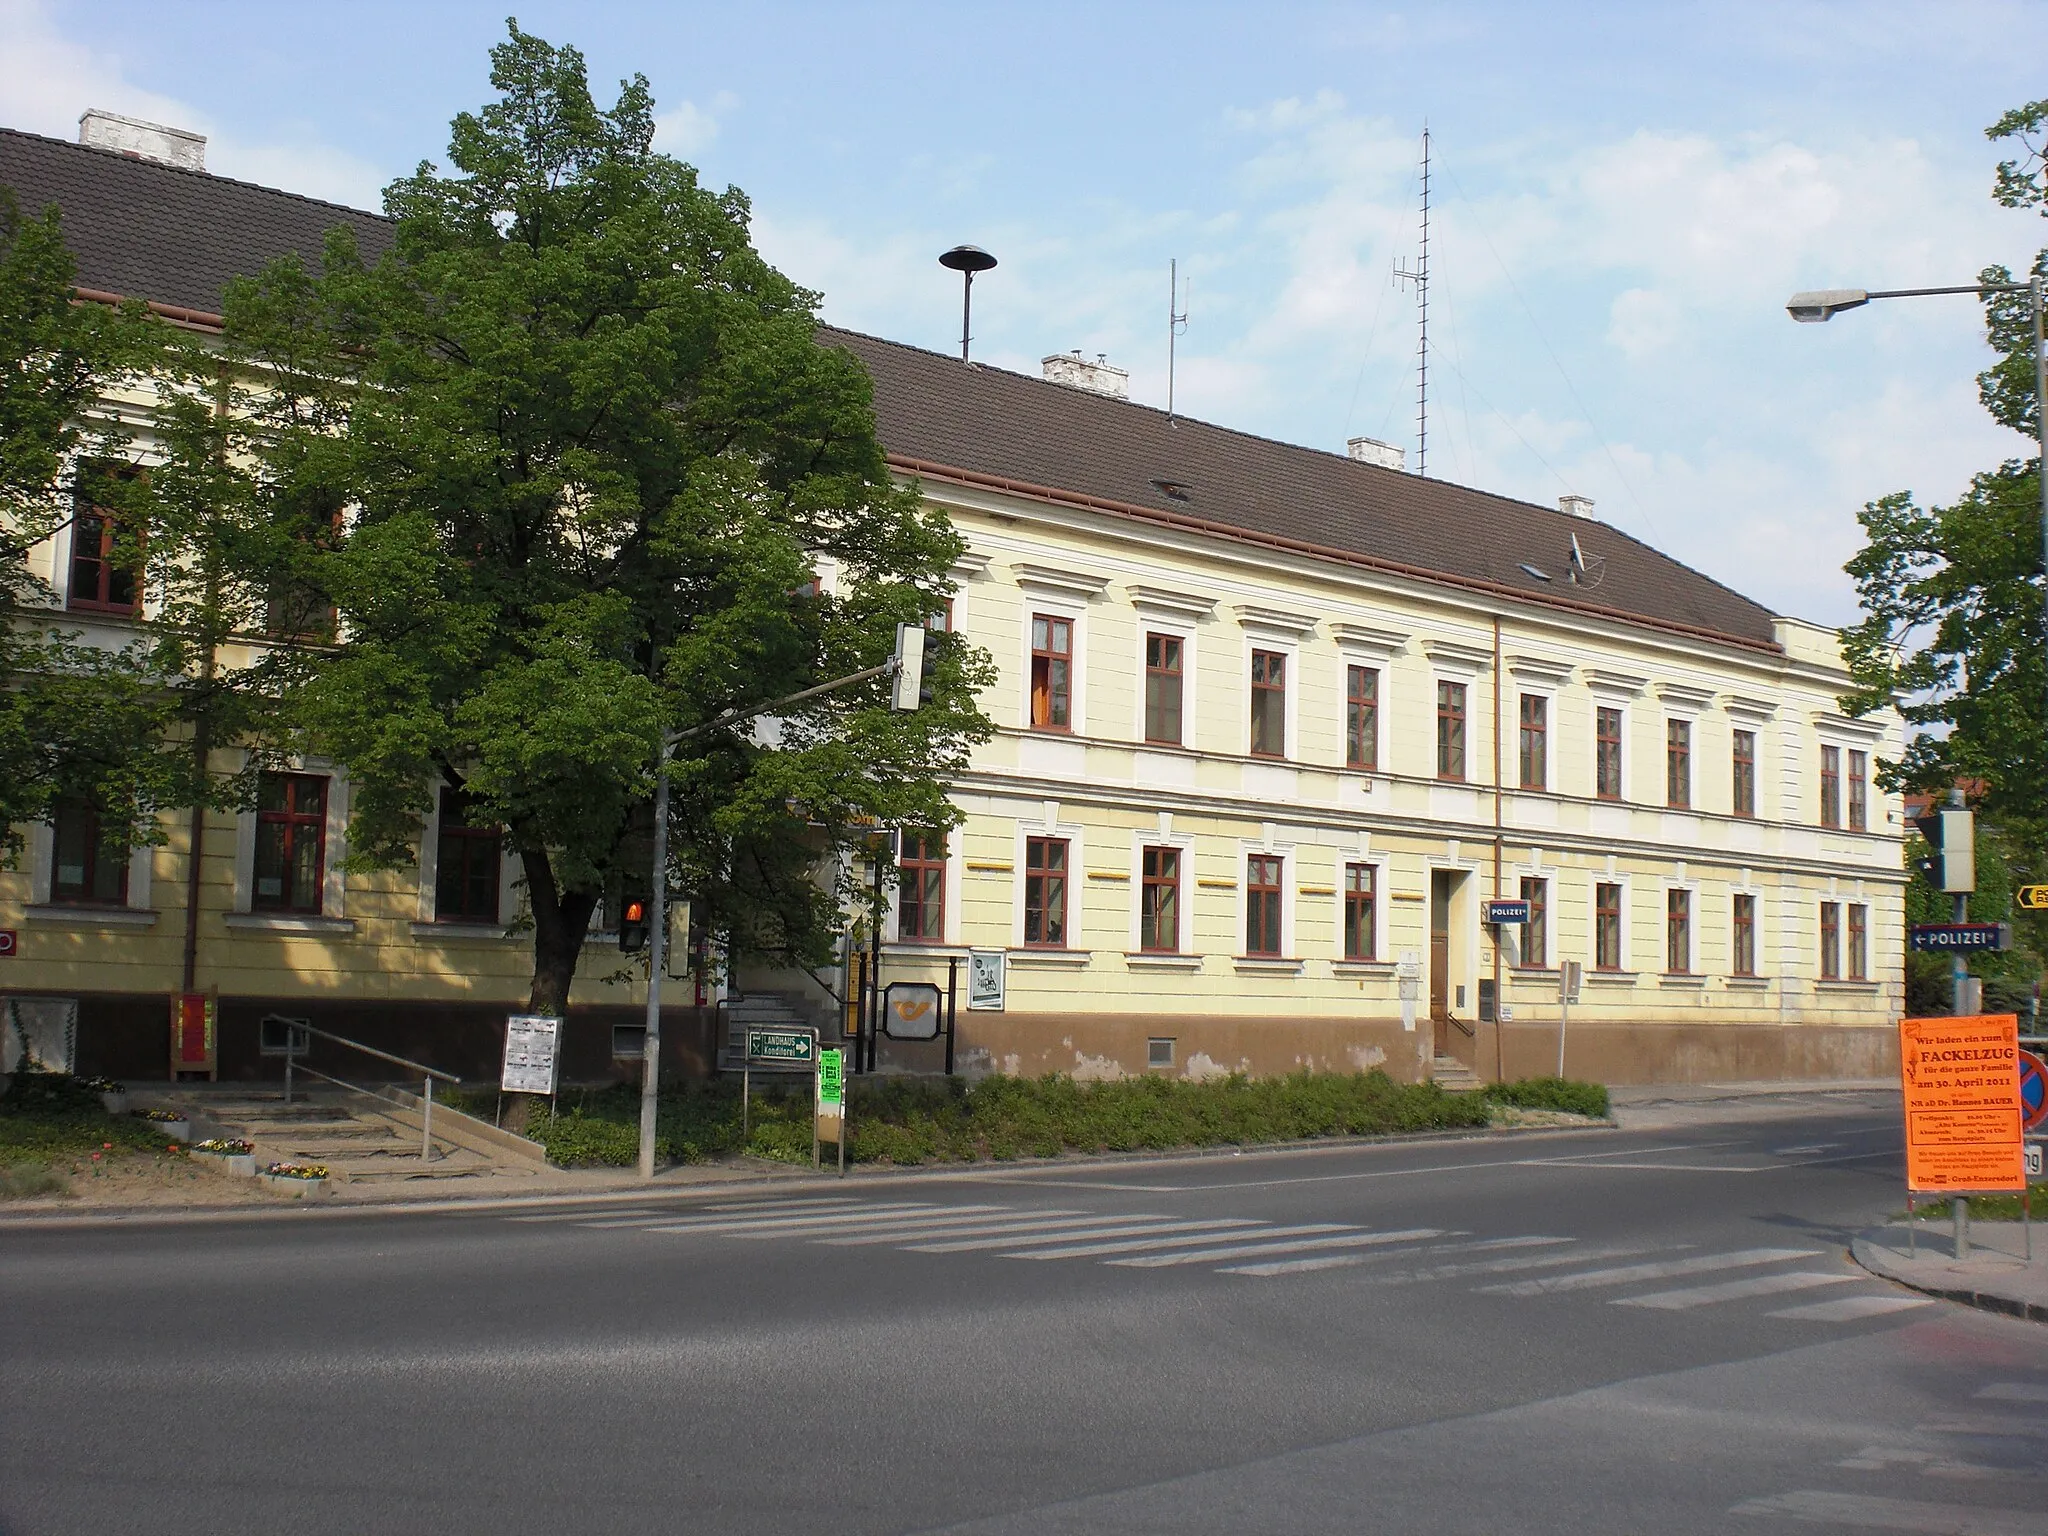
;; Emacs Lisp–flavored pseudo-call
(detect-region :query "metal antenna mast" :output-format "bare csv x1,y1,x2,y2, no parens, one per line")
1392,125,1430,476
1167,258,1189,424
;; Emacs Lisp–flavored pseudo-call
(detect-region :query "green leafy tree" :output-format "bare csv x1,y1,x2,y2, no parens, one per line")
217,24,992,1018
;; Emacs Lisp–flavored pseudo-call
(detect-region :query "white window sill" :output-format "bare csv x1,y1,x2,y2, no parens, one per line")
25,904,158,928
1124,952,1204,972
1331,960,1395,976
882,942,972,960
223,913,356,935
1234,957,1304,975
410,921,511,942
1658,973,1709,989
1006,948,1092,967
1814,978,1880,992
1725,976,1772,990
1584,971,1638,986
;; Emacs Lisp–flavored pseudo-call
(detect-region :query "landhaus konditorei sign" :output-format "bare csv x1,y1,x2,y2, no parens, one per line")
500,1015,562,1095
746,1027,816,1065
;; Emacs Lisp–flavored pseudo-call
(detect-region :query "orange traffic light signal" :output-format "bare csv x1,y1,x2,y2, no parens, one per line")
619,898,650,953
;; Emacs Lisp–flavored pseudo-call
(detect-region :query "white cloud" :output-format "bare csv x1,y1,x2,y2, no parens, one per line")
653,91,736,160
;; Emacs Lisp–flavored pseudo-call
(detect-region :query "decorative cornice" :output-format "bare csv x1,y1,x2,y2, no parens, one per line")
1505,652,1573,685
1329,621,1409,659
1812,710,1887,743
1124,583,1219,621
1009,561,1110,599
1585,667,1649,699
1721,693,1778,722
1233,602,1320,637
1656,682,1717,713
1422,637,1495,676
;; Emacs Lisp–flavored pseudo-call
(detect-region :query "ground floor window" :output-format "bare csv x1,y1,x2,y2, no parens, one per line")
1024,837,1069,947
1343,863,1375,961
51,799,128,905
1847,902,1867,981
254,773,328,914
1732,893,1756,977
1140,846,1180,953
435,789,502,923
1666,889,1691,974
1246,854,1283,957
1819,901,1841,980
897,830,946,942
1595,882,1623,970
1519,877,1547,968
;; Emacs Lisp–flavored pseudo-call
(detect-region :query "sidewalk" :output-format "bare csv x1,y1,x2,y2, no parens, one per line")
1608,1078,1897,1132
1853,1221,2048,1325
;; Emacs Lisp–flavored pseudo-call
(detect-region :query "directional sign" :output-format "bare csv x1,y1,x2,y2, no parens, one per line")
1909,922,2013,953
2021,1049,2048,1134
1484,900,1531,925
746,1026,817,1065
2017,884,2048,912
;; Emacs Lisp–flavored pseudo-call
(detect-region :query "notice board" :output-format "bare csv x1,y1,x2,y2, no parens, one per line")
1899,1013,2024,1193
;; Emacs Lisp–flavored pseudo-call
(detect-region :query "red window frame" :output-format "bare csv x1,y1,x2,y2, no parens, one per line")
1246,854,1284,957
1024,836,1069,947
1250,649,1287,757
1346,666,1379,771
1140,845,1180,953
1732,893,1757,977
1437,681,1467,781
434,788,502,923
1144,633,1184,745
1595,882,1623,970
1666,888,1691,975
1819,745,1841,828
1666,719,1691,809
1847,902,1868,980
253,772,328,914
1595,707,1623,800
1030,615,1072,732
68,507,140,615
1343,862,1376,961
1819,901,1841,979
1847,750,1868,832
896,829,946,942
1732,730,1756,818
1519,877,1547,968
1518,694,1546,790
50,799,129,906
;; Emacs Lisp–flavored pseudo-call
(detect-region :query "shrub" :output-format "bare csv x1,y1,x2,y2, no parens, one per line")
1481,1077,1610,1118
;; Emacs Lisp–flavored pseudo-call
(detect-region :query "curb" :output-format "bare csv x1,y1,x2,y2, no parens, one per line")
1849,1233,2048,1325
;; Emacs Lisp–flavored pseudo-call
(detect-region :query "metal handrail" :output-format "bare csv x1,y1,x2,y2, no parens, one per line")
281,1022,459,1164
286,1022,460,1084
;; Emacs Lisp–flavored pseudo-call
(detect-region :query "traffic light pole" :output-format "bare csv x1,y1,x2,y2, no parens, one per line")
1950,786,1969,1017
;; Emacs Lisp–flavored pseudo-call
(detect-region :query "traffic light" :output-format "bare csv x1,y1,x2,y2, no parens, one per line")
1912,805,1975,894
618,897,650,953
891,623,926,712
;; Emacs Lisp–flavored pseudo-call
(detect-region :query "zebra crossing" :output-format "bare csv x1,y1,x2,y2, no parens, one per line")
506,1195,1939,1322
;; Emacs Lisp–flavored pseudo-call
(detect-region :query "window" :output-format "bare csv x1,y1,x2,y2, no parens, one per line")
254,773,327,914
925,600,954,633
1147,1037,1175,1068
434,789,501,923
1847,903,1868,980
1518,695,1547,790
1595,882,1624,970
896,830,946,942
1666,889,1691,974
1250,649,1287,757
1029,615,1072,731
1144,634,1184,745
265,499,343,641
1437,681,1467,780
1343,862,1376,961
68,493,140,614
1666,720,1691,808
1140,846,1180,953
1024,836,1069,947
1346,666,1379,771
1732,730,1756,818
1732,893,1757,977
50,799,128,905
1819,901,1841,979
1596,707,1624,800
1519,877,1547,968
1819,745,1841,827
1246,854,1284,956
1848,750,1868,832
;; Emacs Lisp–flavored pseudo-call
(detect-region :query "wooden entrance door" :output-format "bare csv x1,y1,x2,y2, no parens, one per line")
1429,871,1453,1055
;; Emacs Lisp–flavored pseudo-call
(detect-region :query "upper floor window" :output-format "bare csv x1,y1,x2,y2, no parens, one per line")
1346,666,1379,771
1847,750,1868,832
1023,836,1069,947
1343,862,1376,961
1666,888,1691,974
1140,846,1180,953
1518,695,1547,790
1595,882,1624,970
69,470,141,615
254,772,327,914
1732,893,1757,976
51,798,128,906
1437,681,1467,781
1029,615,1072,732
1144,634,1183,746
896,829,946,942
1819,745,1841,827
1666,720,1691,809
435,788,502,923
1520,876,1548,968
1595,707,1623,800
1246,854,1284,956
1732,730,1757,818
1250,650,1287,757
1819,900,1841,978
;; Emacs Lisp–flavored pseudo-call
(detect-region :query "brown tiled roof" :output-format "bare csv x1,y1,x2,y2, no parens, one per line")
3,123,1780,650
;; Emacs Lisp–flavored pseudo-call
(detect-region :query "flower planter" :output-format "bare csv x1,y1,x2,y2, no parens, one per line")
259,1172,329,1199
99,1091,129,1116
131,1109,191,1141
195,1150,258,1177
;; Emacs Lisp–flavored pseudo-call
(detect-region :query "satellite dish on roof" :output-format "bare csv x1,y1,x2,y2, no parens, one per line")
939,245,998,363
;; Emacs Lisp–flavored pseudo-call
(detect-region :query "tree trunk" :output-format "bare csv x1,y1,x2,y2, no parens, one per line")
506,843,599,1134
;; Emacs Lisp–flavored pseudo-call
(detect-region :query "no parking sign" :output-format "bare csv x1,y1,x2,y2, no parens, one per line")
2020,1049,2048,1134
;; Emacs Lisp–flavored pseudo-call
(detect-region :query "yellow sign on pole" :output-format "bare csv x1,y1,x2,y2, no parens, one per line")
2015,884,2048,911
1899,1014,2024,1193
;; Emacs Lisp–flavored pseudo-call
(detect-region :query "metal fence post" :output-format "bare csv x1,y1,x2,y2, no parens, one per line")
421,1076,433,1162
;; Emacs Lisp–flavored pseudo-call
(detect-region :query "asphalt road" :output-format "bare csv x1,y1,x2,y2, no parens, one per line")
6,1089,2048,1535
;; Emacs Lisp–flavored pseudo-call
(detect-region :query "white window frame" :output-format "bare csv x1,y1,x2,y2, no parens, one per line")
1243,633,1300,762
1660,878,1698,976
1128,822,1196,955
885,824,964,949
415,785,520,928
1237,834,1296,959
1019,599,1088,735
1336,855,1389,964
1014,806,1086,950
1589,872,1632,971
1135,620,1198,750
233,760,349,917
26,817,154,911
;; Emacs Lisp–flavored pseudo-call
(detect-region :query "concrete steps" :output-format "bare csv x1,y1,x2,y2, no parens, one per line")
719,992,827,1071
1431,1055,1485,1093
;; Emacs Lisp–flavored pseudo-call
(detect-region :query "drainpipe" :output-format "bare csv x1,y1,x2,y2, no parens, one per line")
178,366,232,1005
1492,613,1504,1084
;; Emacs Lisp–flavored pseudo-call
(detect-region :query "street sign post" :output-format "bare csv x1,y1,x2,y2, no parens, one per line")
741,1025,819,1144
1909,923,2014,952
816,1046,846,1174
1556,960,1582,1076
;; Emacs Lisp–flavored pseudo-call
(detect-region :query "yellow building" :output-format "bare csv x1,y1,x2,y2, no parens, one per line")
0,121,1902,1086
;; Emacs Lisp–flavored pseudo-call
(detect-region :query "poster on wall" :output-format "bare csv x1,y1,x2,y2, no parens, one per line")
501,1014,563,1095
966,949,1006,1012
4,996,77,1075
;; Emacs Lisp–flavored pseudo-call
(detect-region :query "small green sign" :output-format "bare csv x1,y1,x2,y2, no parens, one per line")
747,1027,816,1064
818,1048,844,1107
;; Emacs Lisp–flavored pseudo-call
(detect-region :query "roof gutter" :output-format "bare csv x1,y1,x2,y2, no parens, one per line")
72,286,225,332
887,453,1785,659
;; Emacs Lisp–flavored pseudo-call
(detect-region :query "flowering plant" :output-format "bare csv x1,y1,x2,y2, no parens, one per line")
78,1076,125,1093
131,1108,186,1123
265,1162,328,1180
195,1138,255,1155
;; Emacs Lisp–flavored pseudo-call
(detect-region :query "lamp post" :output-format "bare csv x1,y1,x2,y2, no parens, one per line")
939,245,997,362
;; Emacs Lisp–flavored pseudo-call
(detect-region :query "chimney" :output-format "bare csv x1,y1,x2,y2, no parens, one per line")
78,109,206,172
1346,436,1406,472
1041,350,1129,399
1559,494,1595,519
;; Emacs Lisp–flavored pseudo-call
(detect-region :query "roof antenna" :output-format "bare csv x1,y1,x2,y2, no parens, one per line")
1391,124,1430,476
939,245,998,362
1167,258,1189,426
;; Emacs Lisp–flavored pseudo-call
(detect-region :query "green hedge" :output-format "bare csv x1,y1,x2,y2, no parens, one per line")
1481,1077,1610,1118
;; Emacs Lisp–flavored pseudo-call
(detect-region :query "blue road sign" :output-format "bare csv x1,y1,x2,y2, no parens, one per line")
1909,922,2013,953
2020,1049,2047,1133
1484,900,1531,925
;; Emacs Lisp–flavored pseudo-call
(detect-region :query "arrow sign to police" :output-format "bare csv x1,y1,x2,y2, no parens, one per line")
1484,900,1531,925
1909,922,2013,953
2017,884,2048,911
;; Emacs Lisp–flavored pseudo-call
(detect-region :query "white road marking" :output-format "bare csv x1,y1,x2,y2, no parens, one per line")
703,1197,863,1213
733,1208,1087,1241
507,1208,666,1223
1730,1488,2048,1533
1211,1234,1574,1279
815,1212,1131,1245
1479,1247,1820,1296
1616,1269,1858,1310
1005,1222,1355,1261
1369,1242,1675,1286
907,1219,1263,1254
1769,1294,1937,1323
1108,1228,1447,1269
1072,1141,1736,1192
628,1203,988,1234
1979,1383,2048,1403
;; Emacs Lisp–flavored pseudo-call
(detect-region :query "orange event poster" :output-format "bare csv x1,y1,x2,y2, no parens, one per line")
1899,1014,2024,1193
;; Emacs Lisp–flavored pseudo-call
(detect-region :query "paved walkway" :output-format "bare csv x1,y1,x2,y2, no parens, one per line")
1853,1219,2048,1324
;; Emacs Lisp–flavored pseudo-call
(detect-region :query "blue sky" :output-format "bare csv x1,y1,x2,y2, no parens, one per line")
6,0,2048,624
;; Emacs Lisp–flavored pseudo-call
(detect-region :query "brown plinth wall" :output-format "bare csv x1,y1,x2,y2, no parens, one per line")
44,992,719,1087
